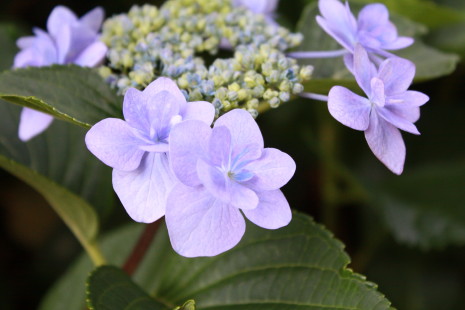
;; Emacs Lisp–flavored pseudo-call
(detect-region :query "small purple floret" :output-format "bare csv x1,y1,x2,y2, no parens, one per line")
316,0,413,68
328,45,428,174
167,109,296,257
85,77,215,223
14,6,108,141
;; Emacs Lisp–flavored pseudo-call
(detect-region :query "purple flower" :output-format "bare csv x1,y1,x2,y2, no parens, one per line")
85,77,215,223
233,0,279,24
317,0,413,67
328,45,428,174
166,109,295,257
14,6,108,141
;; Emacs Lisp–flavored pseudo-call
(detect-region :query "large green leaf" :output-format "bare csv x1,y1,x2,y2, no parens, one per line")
296,2,459,94
0,102,114,263
0,65,122,128
41,213,393,310
373,163,465,249
0,23,23,72
87,266,167,310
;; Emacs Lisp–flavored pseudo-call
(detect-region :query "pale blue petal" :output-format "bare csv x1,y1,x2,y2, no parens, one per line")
123,88,149,132
377,57,415,95
142,77,186,109
47,6,77,38
353,44,376,96
370,77,386,107
382,36,414,50
328,85,371,131
169,120,211,187
209,126,232,167
74,41,107,67
357,4,389,33
244,148,296,191
242,190,292,229
165,184,245,257
113,152,177,223
182,100,215,125
365,112,405,175
18,108,54,141
85,118,145,171
79,7,104,32
385,91,429,123
214,109,264,149
377,107,420,135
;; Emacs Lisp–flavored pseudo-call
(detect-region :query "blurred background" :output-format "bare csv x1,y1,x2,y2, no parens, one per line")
0,0,464,309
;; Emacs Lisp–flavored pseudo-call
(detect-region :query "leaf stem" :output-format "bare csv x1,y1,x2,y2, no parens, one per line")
82,240,107,266
288,49,348,59
123,220,162,276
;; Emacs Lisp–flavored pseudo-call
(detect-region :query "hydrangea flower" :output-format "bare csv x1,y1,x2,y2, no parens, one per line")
85,77,215,223
232,0,279,25
14,6,108,141
166,109,295,257
328,45,428,174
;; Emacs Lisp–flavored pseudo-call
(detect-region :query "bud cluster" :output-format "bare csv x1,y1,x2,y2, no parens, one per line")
99,0,313,117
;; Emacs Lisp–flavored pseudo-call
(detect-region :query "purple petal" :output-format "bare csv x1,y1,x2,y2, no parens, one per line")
14,31,57,68
385,91,429,123
79,7,104,32
370,77,385,107
244,148,296,191
16,36,35,49
377,107,420,135
377,57,415,95
85,118,145,171
169,120,211,187
54,25,71,64
196,159,259,210
123,88,148,132
328,86,371,131
209,126,232,166
214,109,264,149
47,6,77,38
165,184,246,257
18,108,54,141
343,53,354,74
142,77,186,108
382,36,414,50
365,112,405,175
353,44,376,96
74,41,107,67
147,91,181,142
57,25,96,64
182,101,215,125
316,0,357,52
357,4,389,33
233,0,279,15
112,152,177,223
242,190,292,229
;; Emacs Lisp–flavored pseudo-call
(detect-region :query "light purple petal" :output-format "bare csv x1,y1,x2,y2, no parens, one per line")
47,6,77,38
79,7,104,32
169,120,211,187
343,53,354,74
18,108,54,141
142,77,186,108
328,86,371,131
147,91,181,142
214,109,264,149
196,159,259,209
385,91,429,123
316,0,357,52
244,148,296,191
85,118,145,171
377,57,415,95
16,36,35,49
54,25,71,64
353,44,376,96
357,4,389,33
234,0,279,15
370,77,385,107
165,184,246,257
209,126,232,167
123,88,149,132
242,190,292,229
74,41,107,67
112,152,177,223
382,36,414,50
377,107,420,135
365,112,405,175
14,31,57,68
182,101,215,125
57,25,96,63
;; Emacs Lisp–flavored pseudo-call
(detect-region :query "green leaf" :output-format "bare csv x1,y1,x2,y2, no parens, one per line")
41,213,394,310
0,65,122,128
296,2,459,94
0,23,23,72
0,102,113,263
374,163,465,249
426,23,465,59
87,266,168,310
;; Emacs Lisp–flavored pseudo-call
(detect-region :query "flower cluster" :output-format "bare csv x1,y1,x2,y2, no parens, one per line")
14,6,107,141
99,0,312,117
86,77,295,257
299,0,428,174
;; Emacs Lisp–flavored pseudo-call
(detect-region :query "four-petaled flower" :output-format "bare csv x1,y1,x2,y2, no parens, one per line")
14,6,108,141
166,109,296,257
317,0,413,69
85,77,215,223
328,45,429,174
